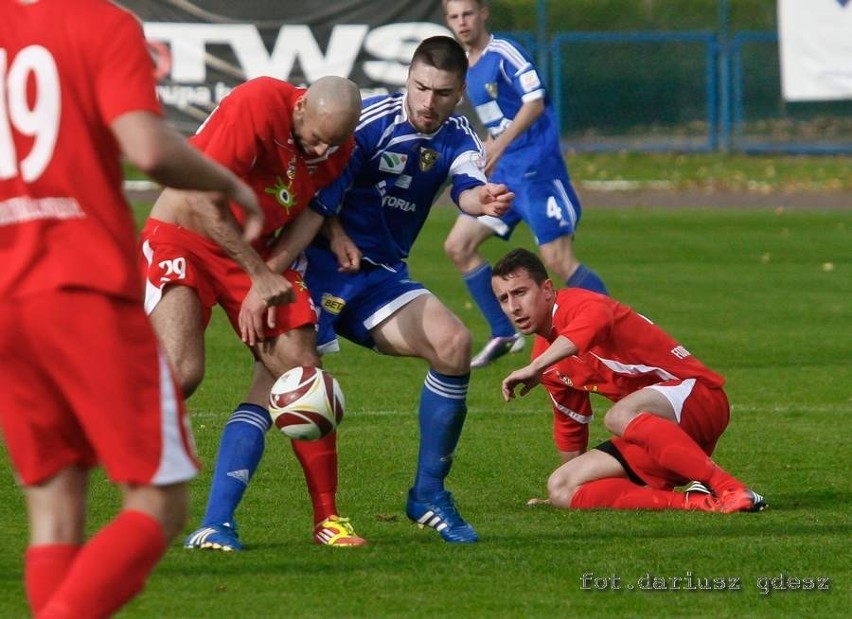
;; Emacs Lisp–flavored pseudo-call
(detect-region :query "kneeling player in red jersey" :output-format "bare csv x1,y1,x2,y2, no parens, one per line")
492,248,766,513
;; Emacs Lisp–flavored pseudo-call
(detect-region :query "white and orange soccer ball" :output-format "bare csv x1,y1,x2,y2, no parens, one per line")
268,366,344,441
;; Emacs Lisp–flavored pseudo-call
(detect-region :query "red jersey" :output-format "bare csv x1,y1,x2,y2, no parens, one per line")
536,288,724,401
190,77,353,248
534,289,725,452
0,0,162,301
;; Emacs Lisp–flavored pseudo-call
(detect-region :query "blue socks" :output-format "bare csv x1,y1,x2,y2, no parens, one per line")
412,370,469,501
567,263,608,295
463,263,516,338
201,403,271,526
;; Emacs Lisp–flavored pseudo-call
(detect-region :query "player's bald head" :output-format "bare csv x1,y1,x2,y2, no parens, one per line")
302,76,361,145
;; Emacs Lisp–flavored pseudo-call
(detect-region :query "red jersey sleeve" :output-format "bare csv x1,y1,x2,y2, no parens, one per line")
90,6,161,123
552,289,615,352
541,369,593,453
532,336,593,453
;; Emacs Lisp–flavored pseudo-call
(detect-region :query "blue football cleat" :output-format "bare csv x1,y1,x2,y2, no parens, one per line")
406,490,479,543
184,522,243,552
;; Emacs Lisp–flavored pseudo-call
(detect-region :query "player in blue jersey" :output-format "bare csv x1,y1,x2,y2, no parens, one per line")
443,0,608,368
238,36,514,543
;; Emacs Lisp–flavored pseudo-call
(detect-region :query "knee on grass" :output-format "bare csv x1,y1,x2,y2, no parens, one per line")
547,470,581,509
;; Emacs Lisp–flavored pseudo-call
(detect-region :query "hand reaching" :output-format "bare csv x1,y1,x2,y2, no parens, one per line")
238,271,294,345
479,182,514,218
329,231,362,273
501,364,542,402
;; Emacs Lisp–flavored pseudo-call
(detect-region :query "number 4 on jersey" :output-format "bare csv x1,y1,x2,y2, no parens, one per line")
546,196,564,222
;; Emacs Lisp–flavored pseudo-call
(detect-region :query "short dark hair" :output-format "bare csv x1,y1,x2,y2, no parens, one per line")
411,35,468,81
443,0,487,9
493,248,549,284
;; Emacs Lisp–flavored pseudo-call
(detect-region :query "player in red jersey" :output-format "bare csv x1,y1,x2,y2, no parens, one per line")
139,75,367,550
0,1,263,617
492,248,767,514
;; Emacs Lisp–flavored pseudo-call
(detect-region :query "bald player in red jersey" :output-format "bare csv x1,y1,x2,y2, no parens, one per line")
0,0,264,617
139,75,367,550
492,248,767,514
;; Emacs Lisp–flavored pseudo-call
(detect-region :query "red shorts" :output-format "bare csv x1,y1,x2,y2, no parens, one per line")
0,290,199,486
139,219,316,338
610,379,730,489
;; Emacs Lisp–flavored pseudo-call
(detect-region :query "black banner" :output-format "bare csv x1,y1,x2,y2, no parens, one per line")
120,1,447,131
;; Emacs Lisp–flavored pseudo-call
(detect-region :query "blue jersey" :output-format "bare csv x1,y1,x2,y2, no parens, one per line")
466,35,562,162
310,93,486,265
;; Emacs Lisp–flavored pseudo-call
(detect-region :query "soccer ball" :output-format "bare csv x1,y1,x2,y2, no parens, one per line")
268,367,344,441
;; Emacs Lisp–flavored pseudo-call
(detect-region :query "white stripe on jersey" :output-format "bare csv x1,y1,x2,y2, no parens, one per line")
359,95,485,166
590,353,678,382
548,391,594,425
447,115,484,150
358,97,400,131
488,38,531,74
449,150,487,183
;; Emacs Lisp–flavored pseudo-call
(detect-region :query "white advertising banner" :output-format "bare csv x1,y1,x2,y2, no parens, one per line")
778,0,852,101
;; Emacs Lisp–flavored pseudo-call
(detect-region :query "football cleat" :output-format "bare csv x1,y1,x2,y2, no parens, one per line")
683,480,718,511
184,522,243,552
470,333,525,369
683,480,712,497
406,489,479,543
313,515,367,547
717,487,767,513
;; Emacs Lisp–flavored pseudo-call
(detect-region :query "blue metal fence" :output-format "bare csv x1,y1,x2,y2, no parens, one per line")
731,31,852,154
550,31,718,152
516,29,852,153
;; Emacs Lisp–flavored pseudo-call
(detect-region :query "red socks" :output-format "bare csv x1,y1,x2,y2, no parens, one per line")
623,413,742,495
25,544,80,614
36,510,166,619
292,432,339,525
570,478,690,510
569,478,718,512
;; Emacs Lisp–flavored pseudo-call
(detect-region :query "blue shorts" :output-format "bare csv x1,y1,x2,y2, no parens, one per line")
303,245,430,353
480,153,581,245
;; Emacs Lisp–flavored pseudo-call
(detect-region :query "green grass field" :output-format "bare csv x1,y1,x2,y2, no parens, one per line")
1,204,849,618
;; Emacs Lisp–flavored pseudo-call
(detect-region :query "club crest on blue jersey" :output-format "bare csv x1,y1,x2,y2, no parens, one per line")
418,147,439,172
485,82,498,99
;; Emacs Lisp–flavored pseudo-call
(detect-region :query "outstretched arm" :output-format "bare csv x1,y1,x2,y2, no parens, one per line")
484,98,544,175
457,182,515,218
501,335,579,401
264,208,327,275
